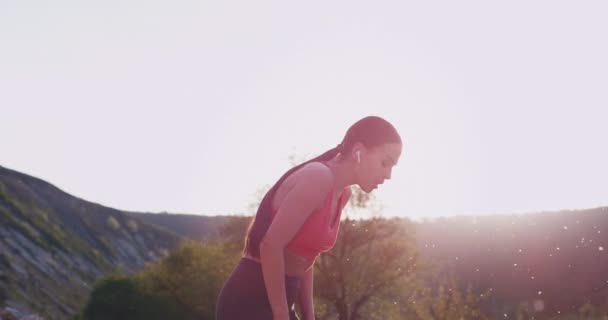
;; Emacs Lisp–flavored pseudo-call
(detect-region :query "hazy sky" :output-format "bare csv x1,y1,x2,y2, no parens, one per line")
1,0,606,220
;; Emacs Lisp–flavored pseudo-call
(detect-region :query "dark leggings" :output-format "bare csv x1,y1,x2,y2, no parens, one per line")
216,257,301,320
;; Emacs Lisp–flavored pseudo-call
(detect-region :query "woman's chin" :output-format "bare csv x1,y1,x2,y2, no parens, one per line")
362,184,377,193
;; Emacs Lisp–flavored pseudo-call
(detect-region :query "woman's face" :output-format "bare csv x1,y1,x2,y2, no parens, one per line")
356,142,402,193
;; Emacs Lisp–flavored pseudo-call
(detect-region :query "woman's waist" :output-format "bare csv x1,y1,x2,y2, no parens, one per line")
242,250,314,277
242,253,262,263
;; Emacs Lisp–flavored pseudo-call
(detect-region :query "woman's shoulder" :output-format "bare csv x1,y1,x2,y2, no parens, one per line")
273,161,334,210
271,162,334,223
291,161,334,192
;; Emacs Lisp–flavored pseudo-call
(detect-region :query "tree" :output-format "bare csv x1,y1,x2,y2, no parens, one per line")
313,186,420,320
579,302,608,320
82,273,184,320
135,239,240,320
218,215,255,254
515,301,534,320
409,274,491,320
79,239,240,320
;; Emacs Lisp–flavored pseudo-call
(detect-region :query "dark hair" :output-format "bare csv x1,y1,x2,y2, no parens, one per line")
242,115,402,257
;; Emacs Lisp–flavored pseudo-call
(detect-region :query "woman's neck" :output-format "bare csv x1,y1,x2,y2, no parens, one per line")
324,155,356,193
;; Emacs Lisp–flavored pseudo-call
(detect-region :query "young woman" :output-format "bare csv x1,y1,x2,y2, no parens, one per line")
215,116,402,320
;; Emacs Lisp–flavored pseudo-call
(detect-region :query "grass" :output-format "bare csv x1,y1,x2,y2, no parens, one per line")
0,185,113,267
0,207,51,251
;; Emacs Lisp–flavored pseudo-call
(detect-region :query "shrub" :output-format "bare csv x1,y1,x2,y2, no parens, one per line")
135,240,240,320
126,220,138,233
82,274,185,320
106,216,120,231
79,240,240,320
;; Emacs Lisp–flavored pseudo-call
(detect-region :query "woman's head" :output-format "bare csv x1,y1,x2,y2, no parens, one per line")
242,115,402,257
335,115,402,192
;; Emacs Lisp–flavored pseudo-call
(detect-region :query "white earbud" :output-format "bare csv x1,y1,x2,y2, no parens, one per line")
356,150,361,163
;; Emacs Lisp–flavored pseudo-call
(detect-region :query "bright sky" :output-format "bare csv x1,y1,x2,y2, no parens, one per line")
1,1,607,220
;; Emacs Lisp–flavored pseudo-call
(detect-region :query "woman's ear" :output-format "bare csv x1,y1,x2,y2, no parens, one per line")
351,142,365,163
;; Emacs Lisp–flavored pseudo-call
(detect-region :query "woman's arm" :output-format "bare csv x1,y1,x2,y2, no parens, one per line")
260,242,290,319
260,162,333,320
297,265,315,320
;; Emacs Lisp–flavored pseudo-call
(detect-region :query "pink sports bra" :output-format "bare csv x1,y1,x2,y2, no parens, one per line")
270,161,348,260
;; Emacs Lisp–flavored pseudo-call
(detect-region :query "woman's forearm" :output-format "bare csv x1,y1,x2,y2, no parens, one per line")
260,242,291,319
297,265,315,320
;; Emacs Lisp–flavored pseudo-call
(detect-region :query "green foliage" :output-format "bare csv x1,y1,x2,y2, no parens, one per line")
315,216,419,320
96,236,115,256
70,313,83,320
127,220,138,233
515,301,534,320
79,239,239,320
0,188,75,256
0,172,190,318
0,187,28,216
135,239,239,320
218,216,252,253
313,186,420,320
578,302,608,320
33,207,49,222
82,274,185,320
106,216,120,231
7,215,51,251
544,302,608,320
410,276,491,320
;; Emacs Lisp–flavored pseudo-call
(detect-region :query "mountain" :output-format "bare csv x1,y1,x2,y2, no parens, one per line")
415,207,608,317
133,192,608,316
125,211,232,243
0,165,189,319
140,201,608,317
2,164,606,319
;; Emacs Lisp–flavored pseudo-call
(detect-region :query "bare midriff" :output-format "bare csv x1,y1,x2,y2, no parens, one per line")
242,248,315,278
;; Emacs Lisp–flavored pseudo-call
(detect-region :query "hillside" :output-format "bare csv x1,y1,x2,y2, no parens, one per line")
126,212,230,243
142,205,608,317
415,207,608,317
0,165,187,319
1,163,606,319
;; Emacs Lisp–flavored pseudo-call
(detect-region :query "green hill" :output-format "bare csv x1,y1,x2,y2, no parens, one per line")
0,165,186,319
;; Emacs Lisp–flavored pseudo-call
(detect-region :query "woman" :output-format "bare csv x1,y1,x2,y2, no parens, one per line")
216,116,402,320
